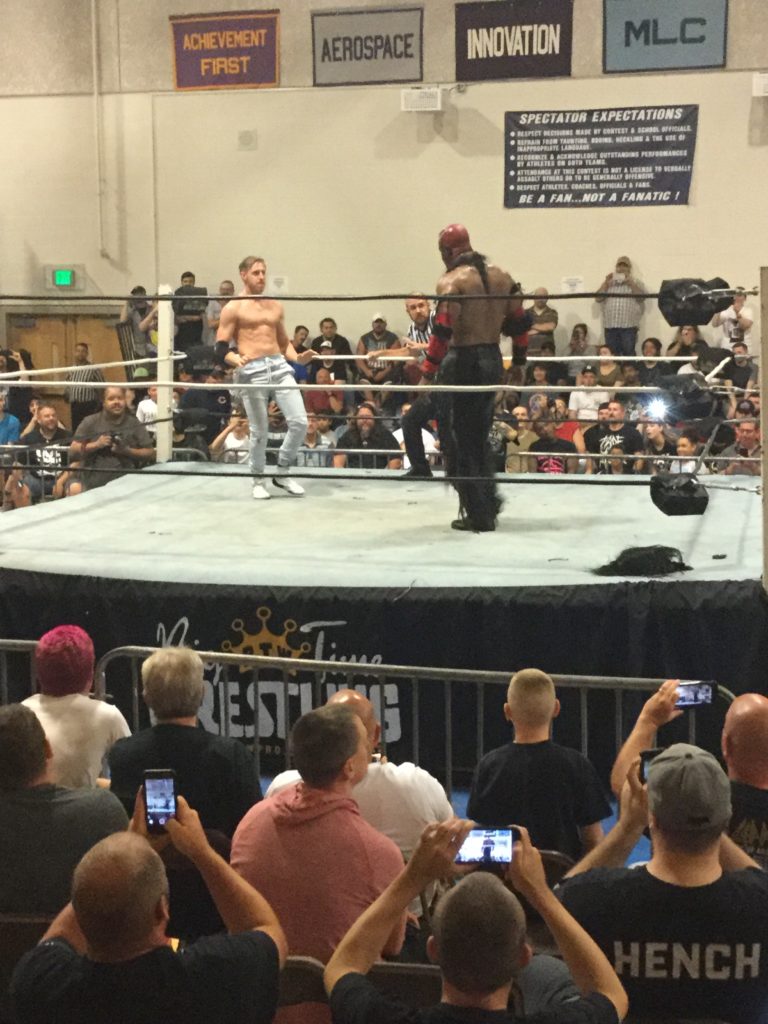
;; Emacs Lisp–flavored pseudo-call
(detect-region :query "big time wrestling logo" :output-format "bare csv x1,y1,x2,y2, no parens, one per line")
155,607,401,746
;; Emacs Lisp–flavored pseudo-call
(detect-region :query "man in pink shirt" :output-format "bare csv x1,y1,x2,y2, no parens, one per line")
231,705,406,1023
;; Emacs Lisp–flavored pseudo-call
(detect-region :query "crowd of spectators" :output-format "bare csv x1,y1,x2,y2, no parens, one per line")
0,259,760,509
3,631,768,1024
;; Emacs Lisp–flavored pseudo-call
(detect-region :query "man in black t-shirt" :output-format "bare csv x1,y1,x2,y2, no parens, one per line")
5,402,71,507
528,419,578,475
560,742,768,1024
311,317,354,382
324,819,627,1024
584,400,642,474
108,647,260,836
11,798,286,1024
333,403,403,470
722,693,768,869
172,271,207,353
468,669,610,860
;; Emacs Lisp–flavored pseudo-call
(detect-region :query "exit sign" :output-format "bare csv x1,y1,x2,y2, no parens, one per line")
53,268,74,287
43,264,87,292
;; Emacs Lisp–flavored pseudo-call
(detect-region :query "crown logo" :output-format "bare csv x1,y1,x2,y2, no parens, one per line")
222,607,312,665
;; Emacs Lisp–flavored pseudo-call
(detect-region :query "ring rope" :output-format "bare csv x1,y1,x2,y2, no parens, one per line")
0,287,757,304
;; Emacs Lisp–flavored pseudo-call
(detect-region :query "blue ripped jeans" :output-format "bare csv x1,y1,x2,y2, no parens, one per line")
236,355,307,476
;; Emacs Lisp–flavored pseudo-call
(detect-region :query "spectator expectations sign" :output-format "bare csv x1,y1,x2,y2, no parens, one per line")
504,105,698,208
170,10,279,90
455,0,573,82
312,7,423,86
604,0,727,73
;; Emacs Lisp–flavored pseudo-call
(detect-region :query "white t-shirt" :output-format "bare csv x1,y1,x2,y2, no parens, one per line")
568,388,612,422
136,397,158,434
716,305,754,351
22,692,131,788
221,430,250,464
391,427,438,470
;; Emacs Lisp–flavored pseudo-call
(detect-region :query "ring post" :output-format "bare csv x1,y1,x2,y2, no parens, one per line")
761,267,768,593
155,284,173,464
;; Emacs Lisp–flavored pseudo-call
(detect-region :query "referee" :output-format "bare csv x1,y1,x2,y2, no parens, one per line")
66,342,106,431
398,294,442,478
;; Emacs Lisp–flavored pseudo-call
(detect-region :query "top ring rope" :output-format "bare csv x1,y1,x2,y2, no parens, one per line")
0,354,185,381
0,287,758,304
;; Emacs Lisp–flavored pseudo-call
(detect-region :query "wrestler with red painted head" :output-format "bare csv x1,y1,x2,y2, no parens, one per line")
421,224,529,532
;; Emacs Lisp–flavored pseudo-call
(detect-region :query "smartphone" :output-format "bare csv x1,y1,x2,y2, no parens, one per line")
639,747,665,783
675,681,714,708
455,827,518,865
143,769,177,834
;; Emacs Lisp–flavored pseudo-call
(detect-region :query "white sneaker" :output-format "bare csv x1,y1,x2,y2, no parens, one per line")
252,481,271,500
272,475,305,497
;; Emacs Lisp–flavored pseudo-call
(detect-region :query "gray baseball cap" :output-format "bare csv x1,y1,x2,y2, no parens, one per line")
647,743,731,833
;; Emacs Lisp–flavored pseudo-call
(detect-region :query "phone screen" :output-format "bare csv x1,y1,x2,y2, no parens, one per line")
144,771,177,834
455,828,517,865
675,681,714,707
640,747,665,783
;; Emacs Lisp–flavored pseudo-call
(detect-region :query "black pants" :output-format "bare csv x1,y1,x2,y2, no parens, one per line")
440,344,502,529
402,390,454,475
70,401,99,432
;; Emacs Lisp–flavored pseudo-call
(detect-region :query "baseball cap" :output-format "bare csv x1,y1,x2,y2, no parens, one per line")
647,743,731,833
371,312,387,324
582,363,597,375
320,340,333,349
616,256,631,267
736,399,756,414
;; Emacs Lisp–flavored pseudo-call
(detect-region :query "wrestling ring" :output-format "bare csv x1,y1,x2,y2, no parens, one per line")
0,272,766,749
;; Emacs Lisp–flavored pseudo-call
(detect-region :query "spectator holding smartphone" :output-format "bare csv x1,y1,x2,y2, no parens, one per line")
12,792,286,1024
324,819,628,1024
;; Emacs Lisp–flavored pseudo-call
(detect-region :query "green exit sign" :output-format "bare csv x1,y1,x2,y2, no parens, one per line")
53,268,75,287
43,264,86,292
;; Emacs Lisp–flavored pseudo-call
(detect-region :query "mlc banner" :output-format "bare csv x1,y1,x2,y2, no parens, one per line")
312,7,423,86
504,104,698,208
455,0,573,82
604,0,727,73
170,9,280,90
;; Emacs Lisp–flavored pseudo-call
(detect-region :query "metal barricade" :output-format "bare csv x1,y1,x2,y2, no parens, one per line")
94,646,734,797
0,641,39,704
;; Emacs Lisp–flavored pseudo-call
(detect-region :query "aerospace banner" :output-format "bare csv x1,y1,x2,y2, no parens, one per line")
504,104,698,208
312,7,423,86
455,0,573,81
170,9,280,90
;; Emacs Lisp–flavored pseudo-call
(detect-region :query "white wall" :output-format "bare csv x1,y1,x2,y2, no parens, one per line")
1,69,765,348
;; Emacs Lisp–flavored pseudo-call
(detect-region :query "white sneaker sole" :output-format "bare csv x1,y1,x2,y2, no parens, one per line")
252,484,271,500
272,477,305,497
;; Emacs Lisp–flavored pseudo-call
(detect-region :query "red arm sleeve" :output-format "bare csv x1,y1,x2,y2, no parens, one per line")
422,310,454,377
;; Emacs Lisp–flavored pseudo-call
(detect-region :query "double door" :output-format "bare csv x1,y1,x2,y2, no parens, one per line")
6,314,124,428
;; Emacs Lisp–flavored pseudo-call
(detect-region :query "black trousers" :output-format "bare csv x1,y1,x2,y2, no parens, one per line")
70,401,99,432
402,390,454,475
439,344,502,529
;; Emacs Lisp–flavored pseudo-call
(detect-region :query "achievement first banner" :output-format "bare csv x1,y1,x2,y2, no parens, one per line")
504,104,698,209
170,9,280,90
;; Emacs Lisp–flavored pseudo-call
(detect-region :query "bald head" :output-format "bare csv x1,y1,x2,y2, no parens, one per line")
723,694,768,787
73,832,169,959
327,689,380,749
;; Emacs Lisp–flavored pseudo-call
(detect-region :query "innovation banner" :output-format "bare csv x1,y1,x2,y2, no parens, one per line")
504,104,698,208
312,7,423,86
170,9,280,90
604,0,727,73
455,0,573,82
